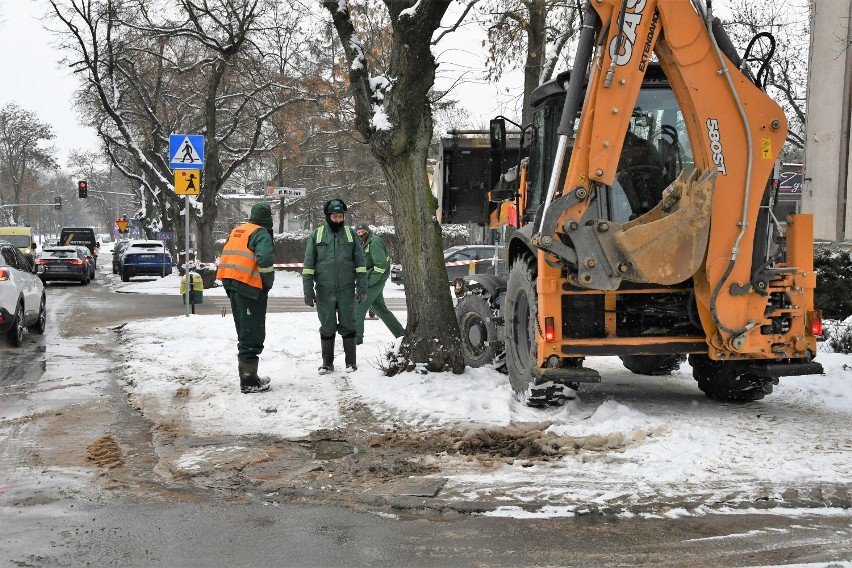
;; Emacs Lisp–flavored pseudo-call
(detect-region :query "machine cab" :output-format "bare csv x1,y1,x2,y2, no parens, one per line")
523,64,695,226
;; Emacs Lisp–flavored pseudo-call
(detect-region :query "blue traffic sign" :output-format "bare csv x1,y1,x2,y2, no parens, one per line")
169,134,205,170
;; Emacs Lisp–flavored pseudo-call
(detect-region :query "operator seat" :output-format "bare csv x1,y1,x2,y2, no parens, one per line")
617,130,666,216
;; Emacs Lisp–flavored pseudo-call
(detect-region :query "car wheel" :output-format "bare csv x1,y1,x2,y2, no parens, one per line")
121,270,130,282
6,302,24,347
28,295,46,335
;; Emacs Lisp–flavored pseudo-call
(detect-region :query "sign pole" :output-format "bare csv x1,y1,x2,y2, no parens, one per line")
169,133,205,317
185,194,190,317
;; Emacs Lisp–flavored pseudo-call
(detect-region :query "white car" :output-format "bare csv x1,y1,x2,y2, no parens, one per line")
0,240,46,346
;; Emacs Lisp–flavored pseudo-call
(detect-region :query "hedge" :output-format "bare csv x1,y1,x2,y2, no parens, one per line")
814,243,852,320
215,224,474,266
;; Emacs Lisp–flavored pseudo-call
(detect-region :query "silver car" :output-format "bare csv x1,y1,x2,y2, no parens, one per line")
390,244,499,285
0,240,46,346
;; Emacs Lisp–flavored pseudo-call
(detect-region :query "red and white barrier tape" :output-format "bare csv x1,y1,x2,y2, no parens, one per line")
442,257,497,267
202,258,498,270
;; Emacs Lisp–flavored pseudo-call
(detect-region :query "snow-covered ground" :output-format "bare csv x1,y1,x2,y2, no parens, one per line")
109,262,852,518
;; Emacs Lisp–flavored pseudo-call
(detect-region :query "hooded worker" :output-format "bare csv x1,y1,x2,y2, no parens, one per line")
352,222,405,345
217,201,275,393
302,199,368,374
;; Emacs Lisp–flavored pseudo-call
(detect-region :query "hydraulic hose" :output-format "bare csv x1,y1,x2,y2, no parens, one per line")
537,3,601,235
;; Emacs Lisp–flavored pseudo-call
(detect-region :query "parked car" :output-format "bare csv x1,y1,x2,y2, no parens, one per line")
35,246,90,285
75,246,97,281
390,244,499,285
120,240,172,282
0,240,46,346
112,239,131,274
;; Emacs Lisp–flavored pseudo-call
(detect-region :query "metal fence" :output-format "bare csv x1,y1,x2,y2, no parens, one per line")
817,320,852,353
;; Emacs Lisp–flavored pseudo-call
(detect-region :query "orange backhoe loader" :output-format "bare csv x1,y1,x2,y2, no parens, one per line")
453,0,823,405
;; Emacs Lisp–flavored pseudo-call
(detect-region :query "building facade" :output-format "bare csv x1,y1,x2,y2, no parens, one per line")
803,0,852,243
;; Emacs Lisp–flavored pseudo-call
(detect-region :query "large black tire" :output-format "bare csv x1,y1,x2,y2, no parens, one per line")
688,354,776,402
456,292,499,368
505,256,539,396
121,270,130,283
27,295,46,335
620,354,686,376
6,302,24,347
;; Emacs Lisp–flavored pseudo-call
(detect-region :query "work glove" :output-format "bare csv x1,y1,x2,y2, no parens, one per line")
357,289,367,303
304,290,315,307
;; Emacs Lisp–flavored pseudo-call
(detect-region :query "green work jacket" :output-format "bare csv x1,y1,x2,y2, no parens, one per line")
362,233,392,288
302,223,367,295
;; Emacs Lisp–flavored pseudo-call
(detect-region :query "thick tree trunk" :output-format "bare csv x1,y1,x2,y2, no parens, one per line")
522,2,547,127
323,0,463,373
374,106,464,373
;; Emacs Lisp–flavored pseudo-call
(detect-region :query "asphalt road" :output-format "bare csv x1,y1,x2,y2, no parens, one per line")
1,274,850,567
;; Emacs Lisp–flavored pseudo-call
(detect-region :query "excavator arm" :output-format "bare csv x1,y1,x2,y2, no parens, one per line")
532,0,815,359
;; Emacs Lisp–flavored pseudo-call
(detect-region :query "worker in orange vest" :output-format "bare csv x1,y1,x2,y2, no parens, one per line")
217,202,275,393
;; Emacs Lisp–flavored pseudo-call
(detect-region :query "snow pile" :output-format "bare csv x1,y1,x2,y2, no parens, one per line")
113,265,852,512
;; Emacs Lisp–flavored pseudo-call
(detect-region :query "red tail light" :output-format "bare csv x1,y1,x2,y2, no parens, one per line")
812,317,823,337
35,259,46,265
70,259,83,265
0,268,8,281
544,317,556,342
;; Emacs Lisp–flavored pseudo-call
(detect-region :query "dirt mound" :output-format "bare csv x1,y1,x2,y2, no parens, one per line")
369,424,582,461
87,434,124,469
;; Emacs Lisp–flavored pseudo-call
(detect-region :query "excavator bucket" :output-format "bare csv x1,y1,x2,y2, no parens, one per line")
615,168,717,284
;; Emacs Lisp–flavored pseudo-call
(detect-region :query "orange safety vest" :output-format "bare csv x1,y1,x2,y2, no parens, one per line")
216,223,264,289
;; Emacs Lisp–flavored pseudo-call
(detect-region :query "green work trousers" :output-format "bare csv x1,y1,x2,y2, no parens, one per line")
228,290,268,363
353,281,404,343
317,286,357,338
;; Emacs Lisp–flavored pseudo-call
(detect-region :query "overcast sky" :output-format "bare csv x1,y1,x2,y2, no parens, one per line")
0,1,101,165
0,1,525,170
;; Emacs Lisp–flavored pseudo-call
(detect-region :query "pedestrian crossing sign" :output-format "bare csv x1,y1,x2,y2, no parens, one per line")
169,134,205,170
174,169,201,195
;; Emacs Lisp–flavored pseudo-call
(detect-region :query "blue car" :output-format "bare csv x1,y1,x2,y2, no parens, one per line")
120,240,172,282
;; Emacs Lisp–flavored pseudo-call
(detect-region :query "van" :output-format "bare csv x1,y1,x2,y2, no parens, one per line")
59,227,100,265
0,226,37,265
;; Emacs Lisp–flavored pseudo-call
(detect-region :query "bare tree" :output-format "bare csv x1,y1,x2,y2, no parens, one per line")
723,0,810,155
479,0,581,125
0,103,57,223
48,0,311,260
322,0,465,372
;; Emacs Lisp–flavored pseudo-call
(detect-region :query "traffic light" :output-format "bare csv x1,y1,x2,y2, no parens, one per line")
54,196,62,210
78,180,88,198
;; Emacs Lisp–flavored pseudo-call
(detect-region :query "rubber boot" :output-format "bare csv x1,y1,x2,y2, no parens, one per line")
343,336,357,372
239,359,271,394
319,337,335,375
